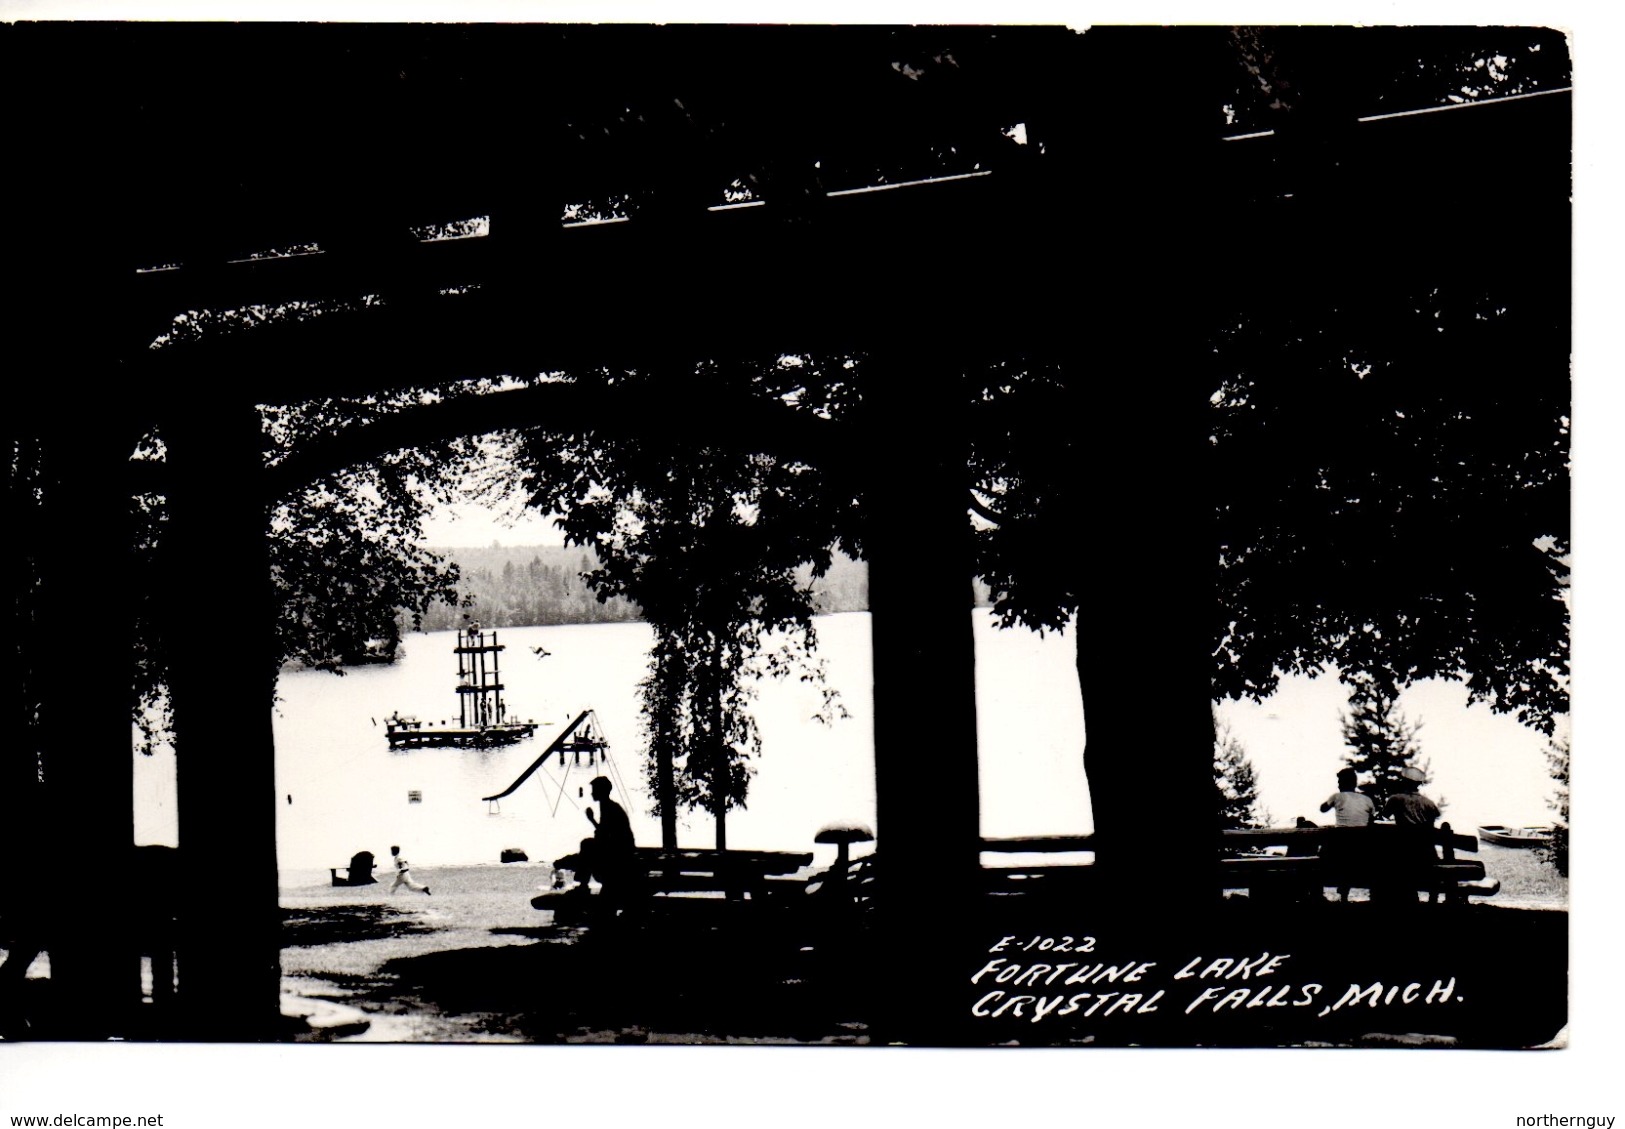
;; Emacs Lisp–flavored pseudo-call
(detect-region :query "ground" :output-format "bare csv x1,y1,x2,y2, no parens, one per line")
277,848,1568,1047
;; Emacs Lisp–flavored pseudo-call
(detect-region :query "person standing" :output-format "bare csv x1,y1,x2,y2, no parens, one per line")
388,845,432,896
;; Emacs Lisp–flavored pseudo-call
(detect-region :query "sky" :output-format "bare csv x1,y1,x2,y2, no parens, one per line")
418,498,567,548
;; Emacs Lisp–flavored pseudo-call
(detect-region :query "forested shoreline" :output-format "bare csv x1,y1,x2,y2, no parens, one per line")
413,543,874,632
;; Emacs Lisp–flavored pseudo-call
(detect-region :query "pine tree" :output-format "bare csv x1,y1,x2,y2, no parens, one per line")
1339,677,1430,810
1214,710,1269,831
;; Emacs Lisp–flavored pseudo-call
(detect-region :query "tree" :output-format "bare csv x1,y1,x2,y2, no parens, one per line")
1338,678,1431,811
514,358,857,848
1214,710,1270,832
1206,27,1570,737
970,25,1569,891
1543,732,1570,877
130,333,479,738
1210,286,1569,736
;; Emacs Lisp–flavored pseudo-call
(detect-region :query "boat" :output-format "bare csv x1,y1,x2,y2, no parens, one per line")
1476,824,1555,848
341,636,401,666
385,624,539,749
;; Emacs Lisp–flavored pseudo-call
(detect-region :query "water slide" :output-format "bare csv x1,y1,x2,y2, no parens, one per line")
480,709,599,802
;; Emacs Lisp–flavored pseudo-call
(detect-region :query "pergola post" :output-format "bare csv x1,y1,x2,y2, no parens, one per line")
162,399,284,1039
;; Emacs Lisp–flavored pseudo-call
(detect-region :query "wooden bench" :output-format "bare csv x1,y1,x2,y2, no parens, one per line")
979,828,1498,905
1219,823,1500,904
533,846,814,913
634,847,815,901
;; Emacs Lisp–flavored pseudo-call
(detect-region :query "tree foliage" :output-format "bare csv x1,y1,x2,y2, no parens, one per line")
266,463,463,674
1338,677,1431,812
1543,731,1570,877
1210,284,1569,734
1221,27,1570,136
1214,709,1269,832
967,29,1569,751
966,359,1081,637
131,307,491,747
514,358,859,824
416,545,640,631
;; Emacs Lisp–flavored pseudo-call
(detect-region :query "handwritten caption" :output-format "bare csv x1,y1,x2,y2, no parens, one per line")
970,934,1460,1024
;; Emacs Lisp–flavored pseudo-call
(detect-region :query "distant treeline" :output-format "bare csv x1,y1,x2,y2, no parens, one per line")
414,544,873,632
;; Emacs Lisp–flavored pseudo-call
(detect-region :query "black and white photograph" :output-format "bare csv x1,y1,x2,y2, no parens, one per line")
1,9,1616,1127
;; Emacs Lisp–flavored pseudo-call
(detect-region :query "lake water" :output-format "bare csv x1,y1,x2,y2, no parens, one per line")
130,608,1553,875
259,611,1093,874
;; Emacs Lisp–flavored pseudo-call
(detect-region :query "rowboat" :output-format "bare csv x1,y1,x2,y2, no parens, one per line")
1476,824,1555,848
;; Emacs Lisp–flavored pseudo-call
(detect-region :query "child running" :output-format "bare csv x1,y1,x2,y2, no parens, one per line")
388,844,432,896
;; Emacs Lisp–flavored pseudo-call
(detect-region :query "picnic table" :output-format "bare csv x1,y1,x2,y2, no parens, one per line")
977,826,1499,904
533,845,814,916
1218,822,1500,903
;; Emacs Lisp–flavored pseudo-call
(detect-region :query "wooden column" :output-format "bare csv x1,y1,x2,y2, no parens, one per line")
163,397,283,1040
22,435,144,1036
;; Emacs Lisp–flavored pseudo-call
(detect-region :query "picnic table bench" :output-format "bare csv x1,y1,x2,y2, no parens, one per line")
978,826,1498,904
1219,823,1500,903
632,847,815,900
532,846,814,914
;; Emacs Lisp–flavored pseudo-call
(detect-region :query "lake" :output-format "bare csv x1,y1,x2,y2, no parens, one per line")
129,607,1553,876
261,611,1092,875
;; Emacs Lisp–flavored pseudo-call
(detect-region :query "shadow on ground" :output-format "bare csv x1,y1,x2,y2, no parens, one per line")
283,904,437,948
338,896,1567,1048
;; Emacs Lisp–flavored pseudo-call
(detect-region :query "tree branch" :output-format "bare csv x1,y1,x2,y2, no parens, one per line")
967,489,1004,526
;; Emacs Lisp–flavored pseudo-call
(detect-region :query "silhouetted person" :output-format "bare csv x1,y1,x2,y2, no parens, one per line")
1319,768,1376,901
1320,768,1376,827
1384,765,1440,831
388,845,431,896
573,777,636,910
1379,766,1441,904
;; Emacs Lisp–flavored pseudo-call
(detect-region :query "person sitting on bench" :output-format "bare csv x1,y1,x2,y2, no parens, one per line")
1378,765,1442,904
1320,768,1377,827
571,776,636,910
1319,768,1376,902
1385,765,1441,834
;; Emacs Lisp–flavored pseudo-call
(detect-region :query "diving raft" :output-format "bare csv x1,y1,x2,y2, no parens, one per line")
385,624,538,749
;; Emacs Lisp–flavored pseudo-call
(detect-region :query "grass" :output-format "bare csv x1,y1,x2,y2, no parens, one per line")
1478,843,1568,908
